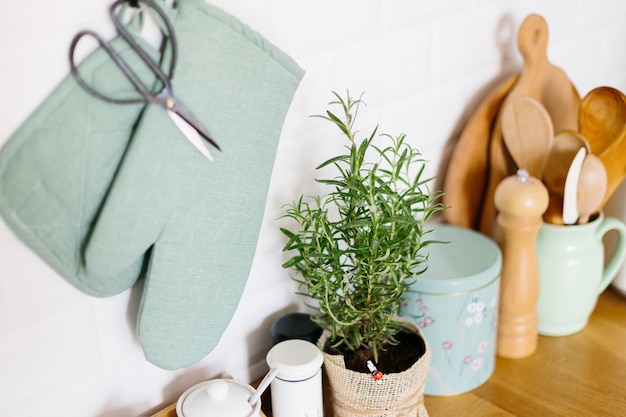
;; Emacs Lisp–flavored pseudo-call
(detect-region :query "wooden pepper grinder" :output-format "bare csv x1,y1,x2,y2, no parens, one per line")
495,169,549,358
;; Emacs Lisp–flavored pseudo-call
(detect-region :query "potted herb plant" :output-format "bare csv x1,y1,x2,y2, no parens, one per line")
279,91,446,417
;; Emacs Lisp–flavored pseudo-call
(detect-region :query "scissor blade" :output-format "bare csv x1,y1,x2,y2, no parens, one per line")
170,100,221,152
166,110,214,162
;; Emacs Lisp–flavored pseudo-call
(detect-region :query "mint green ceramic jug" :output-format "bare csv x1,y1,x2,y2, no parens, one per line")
536,212,626,336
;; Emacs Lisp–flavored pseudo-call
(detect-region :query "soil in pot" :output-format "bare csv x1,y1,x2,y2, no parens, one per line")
325,330,426,374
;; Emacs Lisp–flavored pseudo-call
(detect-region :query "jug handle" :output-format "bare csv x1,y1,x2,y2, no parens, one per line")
597,216,626,293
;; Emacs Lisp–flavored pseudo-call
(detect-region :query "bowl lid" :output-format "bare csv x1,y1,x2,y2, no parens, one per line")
412,224,501,294
176,379,257,417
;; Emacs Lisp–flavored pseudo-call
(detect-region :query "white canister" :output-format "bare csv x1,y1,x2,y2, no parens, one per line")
266,339,324,417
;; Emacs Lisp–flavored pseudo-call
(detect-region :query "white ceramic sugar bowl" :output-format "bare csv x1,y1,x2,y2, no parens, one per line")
176,378,262,417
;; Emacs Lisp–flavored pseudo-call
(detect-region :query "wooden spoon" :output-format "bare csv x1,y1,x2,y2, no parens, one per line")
578,86,626,207
501,95,554,178
579,86,626,155
576,153,607,224
542,131,589,224
479,14,580,240
542,131,589,193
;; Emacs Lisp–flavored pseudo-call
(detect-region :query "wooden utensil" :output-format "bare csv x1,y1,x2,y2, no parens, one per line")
562,147,586,224
579,86,626,155
542,131,589,191
576,153,607,224
443,75,518,229
501,95,554,178
578,86,626,207
542,131,589,224
479,14,580,240
543,194,565,225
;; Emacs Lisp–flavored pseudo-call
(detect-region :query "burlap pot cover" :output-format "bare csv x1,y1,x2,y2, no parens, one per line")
318,319,431,417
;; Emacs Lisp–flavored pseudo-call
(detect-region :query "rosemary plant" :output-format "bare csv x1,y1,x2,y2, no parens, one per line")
280,91,446,363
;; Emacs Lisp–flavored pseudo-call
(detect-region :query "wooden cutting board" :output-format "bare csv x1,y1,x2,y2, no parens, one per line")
443,74,518,230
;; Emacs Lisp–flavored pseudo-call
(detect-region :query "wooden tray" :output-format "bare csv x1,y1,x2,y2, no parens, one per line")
150,402,268,417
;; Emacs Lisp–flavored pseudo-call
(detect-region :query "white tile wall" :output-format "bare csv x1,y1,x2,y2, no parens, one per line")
1,0,626,415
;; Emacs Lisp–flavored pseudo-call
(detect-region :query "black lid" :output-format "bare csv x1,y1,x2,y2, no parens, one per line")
270,312,323,344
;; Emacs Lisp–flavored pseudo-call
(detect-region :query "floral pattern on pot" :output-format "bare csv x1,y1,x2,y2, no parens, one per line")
401,283,499,396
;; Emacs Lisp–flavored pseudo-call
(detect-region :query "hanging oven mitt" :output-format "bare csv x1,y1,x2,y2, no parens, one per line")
84,0,304,369
0,15,164,297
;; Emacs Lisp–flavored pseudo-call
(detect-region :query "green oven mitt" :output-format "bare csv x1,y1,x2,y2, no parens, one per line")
84,0,304,369
0,18,163,297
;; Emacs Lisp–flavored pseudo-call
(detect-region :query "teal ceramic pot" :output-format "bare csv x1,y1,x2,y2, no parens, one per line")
400,224,501,396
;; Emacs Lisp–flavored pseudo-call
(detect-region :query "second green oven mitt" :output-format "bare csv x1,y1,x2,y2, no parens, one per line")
84,0,304,369
0,20,161,297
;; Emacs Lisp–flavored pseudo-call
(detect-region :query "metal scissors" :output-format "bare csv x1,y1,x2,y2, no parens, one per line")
69,0,220,161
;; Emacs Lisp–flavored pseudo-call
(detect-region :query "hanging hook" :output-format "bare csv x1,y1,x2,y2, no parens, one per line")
129,0,140,8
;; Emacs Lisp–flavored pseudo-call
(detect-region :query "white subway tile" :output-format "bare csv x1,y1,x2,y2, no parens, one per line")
333,25,433,106
0,216,21,247
244,221,293,294
277,65,328,139
381,0,471,32
0,1,60,47
378,80,469,154
0,310,8,339
0,301,101,415
272,0,381,57
432,6,507,83
93,286,144,369
597,69,626,96
0,242,84,330
205,0,276,44
55,0,119,50
7,411,30,417
580,0,626,30
597,24,626,80
29,355,177,417
0,35,70,143
550,32,601,97
278,53,343,138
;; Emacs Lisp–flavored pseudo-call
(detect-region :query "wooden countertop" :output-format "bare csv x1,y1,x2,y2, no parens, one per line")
151,288,626,417
424,287,626,416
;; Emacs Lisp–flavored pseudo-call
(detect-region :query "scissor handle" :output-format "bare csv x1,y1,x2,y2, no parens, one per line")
69,0,177,105
109,0,178,87
69,30,151,104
